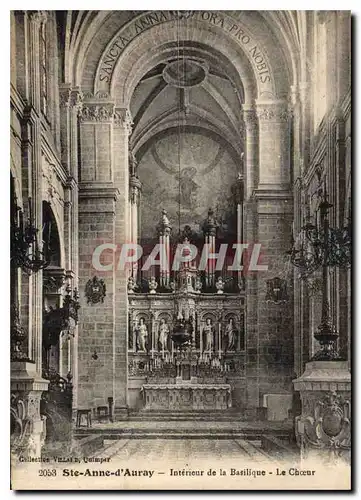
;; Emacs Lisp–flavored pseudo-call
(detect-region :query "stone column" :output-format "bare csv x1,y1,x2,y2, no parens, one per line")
77,99,118,408
129,153,142,281
59,85,82,406
112,108,132,413
250,100,293,410
256,100,290,190
241,105,259,414
10,12,50,460
242,105,258,200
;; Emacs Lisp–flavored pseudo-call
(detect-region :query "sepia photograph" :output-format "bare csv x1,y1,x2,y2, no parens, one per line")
10,9,351,490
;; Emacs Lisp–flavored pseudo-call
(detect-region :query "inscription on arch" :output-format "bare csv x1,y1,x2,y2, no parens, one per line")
97,11,273,90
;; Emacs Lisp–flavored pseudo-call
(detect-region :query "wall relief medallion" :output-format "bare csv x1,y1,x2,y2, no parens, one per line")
85,276,106,305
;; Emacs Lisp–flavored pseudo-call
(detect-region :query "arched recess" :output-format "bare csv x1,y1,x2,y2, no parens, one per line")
136,125,241,168
132,110,244,161
106,22,265,106
42,201,63,268
66,11,296,100
69,12,291,102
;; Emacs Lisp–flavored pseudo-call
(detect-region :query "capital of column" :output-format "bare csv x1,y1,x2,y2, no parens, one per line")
114,108,133,135
78,102,115,123
242,105,258,131
256,100,290,123
316,10,335,24
28,10,47,26
299,82,310,107
60,85,83,111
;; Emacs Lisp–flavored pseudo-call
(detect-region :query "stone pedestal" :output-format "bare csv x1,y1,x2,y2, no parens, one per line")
262,393,292,421
293,361,351,464
11,362,49,458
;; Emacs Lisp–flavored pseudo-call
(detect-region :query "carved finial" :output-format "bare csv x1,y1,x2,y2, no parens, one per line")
203,208,217,236
157,209,172,236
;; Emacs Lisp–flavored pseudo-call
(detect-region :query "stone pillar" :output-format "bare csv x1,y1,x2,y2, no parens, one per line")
24,11,47,374
77,99,118,408
59,85,82,406
242,105,258,200
241,105,259,414
256,100,290,190
293,361,351,465
113,108,132,412
129,155,142,281
249,100,293,411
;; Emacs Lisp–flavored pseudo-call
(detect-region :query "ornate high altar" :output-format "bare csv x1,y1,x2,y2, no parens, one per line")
128,207,246,411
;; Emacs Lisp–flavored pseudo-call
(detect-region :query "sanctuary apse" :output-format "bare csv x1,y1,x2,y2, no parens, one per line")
10,10,351,462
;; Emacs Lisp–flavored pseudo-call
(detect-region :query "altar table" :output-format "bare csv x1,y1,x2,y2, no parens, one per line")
141,383,232,410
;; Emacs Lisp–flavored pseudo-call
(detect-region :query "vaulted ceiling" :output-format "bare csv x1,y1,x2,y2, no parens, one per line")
56,10,310,163
130,57,244,160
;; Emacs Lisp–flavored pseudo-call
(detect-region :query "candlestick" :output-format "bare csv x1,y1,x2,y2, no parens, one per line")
28,197,32,223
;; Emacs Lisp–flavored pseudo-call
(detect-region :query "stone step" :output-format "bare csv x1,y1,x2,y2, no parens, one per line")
74,428,292,441
119,409,245,421
123,417,244,421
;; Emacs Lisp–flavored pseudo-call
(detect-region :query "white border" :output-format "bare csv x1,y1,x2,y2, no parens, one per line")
1,4,358,499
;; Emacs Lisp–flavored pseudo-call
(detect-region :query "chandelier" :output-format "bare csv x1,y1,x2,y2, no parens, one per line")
287,181,351,361
287,189,351,278
11,195,51,274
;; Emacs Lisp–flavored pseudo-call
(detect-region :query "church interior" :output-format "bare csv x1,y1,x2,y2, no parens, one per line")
11,10,351,465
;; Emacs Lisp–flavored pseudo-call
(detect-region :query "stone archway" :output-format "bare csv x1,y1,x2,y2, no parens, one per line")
72,11,295,413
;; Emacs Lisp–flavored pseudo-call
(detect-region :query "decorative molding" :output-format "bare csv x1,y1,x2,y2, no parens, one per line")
82,90,112,100
114,108,133,133
11,390,45,457
256,105,290,122
242,108,258,130
60,87,83,110
28,10,47,25
78,103,115,122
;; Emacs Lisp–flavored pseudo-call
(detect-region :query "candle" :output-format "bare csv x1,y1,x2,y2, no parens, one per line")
218,322,221,358
19,210,24,233
298,419,305,434
28,197,32,223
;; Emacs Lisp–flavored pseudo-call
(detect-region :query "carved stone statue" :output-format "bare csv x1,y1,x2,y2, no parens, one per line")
127,276,136,294
136,318,148,352
216,276,225,294
149,276,158,294
224,318,237,351
194,276,202,293
203,318,215,352
158,318,170,351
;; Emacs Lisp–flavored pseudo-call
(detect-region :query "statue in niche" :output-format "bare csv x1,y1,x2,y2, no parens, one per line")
203,318,215,352
224,317,238,352
158,318,170,351
136,318,148,352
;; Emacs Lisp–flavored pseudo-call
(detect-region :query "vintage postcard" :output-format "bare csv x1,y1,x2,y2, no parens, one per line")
10,10,351,490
